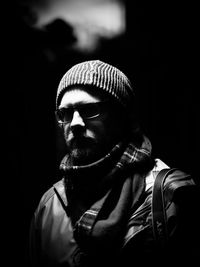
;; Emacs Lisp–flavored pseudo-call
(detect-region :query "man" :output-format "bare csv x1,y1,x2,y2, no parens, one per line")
29,60,199,267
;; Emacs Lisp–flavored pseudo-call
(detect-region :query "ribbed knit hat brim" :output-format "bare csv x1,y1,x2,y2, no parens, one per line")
56,60,134,109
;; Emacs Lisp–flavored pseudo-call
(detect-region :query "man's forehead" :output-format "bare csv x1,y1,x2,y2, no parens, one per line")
59,86,104,107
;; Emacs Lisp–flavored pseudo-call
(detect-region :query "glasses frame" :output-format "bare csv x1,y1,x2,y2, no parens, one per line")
55,100,110,124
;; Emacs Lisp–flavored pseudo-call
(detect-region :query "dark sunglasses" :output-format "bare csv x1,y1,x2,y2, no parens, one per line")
55,101,110,124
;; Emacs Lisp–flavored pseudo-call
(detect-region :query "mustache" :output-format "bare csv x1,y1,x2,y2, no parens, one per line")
65,132,96,146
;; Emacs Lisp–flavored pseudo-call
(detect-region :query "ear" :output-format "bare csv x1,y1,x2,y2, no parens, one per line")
55,116,64,130
58,123,65,130
58,122,63,129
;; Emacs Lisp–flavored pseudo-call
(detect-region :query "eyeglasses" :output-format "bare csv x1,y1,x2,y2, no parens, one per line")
55,101,109,124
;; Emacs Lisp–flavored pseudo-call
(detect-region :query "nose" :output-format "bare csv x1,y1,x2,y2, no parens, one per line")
70,110,85,128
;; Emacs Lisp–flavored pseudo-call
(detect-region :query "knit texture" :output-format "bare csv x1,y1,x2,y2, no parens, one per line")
56,60,135,109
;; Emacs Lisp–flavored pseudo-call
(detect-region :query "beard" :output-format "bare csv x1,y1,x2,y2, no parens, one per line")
69,147,95,165
64,133,104,166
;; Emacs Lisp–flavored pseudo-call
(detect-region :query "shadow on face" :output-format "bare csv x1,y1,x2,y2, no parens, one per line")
57,85,133,164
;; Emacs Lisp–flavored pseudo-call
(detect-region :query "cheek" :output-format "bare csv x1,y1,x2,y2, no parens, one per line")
87,121,106,137
85,121,108,141
63,125,71,138
89,120,114,143
104,117,125,144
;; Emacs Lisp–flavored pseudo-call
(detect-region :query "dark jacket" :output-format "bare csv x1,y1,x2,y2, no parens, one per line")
30,166,199,267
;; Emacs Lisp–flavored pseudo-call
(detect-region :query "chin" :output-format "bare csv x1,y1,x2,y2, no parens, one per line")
70,148,96,166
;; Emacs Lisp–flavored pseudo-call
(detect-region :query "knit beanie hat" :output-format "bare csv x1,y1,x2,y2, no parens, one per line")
56,60,135,110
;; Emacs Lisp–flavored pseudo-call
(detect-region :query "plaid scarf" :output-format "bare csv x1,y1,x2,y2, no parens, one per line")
60,135,153,263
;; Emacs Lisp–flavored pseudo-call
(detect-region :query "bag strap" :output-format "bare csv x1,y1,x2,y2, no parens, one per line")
151,168,177,247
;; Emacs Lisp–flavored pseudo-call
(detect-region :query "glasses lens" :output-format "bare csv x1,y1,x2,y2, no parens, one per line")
78,103,100,119
56,101,108,123
56,108,73,123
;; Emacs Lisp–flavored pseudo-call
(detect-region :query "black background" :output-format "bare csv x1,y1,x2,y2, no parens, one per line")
5,1,198,266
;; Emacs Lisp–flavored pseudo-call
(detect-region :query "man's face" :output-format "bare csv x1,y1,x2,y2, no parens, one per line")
58,87,125,165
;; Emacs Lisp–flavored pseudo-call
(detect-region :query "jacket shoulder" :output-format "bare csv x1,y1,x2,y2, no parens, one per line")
36,179,65,211
163,168,197,202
